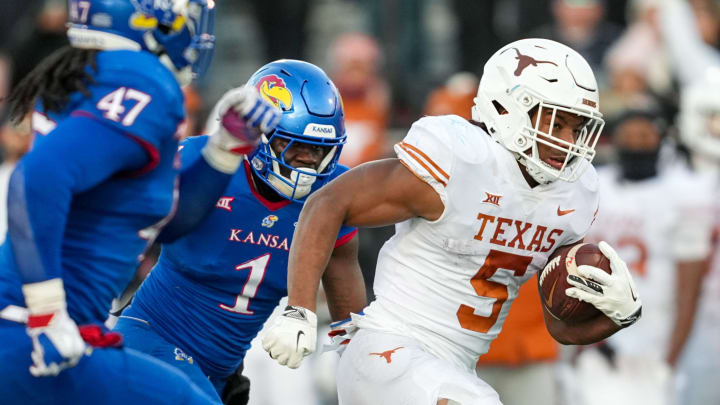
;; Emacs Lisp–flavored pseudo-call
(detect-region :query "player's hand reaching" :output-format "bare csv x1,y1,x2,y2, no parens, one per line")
324,312,362,356
22,278,87,377
566,241,642,327
262,305,317,369
203,85,282,173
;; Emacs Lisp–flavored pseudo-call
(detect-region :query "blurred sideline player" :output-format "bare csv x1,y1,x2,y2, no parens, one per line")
423,70,560,405
329,32,390,168
572,109,714,405
673,77,720,405
263,38,642,405
660,1,720,401
0,0,283,403
114,60,366,404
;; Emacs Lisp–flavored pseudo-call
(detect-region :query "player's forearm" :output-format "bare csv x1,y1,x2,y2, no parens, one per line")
543,306,620,345
667,260,706,366
157,155,233,243
322,238,367,321
323,272,366,321
287,189,349,312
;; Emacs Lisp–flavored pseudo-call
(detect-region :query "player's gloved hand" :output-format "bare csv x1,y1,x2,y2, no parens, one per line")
323,311,363,356
566,241,642,327
202,85,282,173
22,278,87,377
262,305,317,369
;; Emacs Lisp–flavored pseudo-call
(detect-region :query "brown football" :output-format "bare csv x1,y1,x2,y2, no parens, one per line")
537,242,611,323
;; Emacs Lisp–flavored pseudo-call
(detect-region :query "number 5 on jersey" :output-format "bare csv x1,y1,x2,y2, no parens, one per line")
97,87,152,126
219,253,270,315
457,249,533,333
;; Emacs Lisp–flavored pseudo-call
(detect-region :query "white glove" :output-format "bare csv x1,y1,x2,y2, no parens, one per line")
262,305,317,369
323,312,362,356
566,241,642,327
22,278,87,376
202,85,282,173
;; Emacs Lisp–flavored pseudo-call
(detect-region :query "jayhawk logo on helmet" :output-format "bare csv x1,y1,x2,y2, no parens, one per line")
255,75,293,111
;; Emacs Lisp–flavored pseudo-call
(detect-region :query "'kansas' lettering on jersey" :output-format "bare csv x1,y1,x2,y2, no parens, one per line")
126,135,356,379
0,50,184,325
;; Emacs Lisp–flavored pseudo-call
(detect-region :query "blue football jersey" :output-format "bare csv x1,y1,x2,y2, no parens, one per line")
127,135,357,379
0,50,185,325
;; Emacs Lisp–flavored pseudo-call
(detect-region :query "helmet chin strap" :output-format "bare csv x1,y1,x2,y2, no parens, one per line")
268,168,317,199
266,141,318,199
518,155,554,185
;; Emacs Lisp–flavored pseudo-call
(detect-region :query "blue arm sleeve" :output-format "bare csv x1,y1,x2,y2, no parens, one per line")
8,116,149,284
157,136,234,243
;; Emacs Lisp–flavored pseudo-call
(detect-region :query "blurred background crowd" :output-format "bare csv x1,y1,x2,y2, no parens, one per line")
1,0,720,404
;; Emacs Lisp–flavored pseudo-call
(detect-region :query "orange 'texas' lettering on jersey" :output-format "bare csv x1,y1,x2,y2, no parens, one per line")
369,347,404,364
474,214,564,253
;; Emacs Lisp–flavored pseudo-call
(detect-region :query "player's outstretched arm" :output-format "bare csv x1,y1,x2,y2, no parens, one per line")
288,158,442,313
158,86,281,242
262,158,443,368
8,116,155,375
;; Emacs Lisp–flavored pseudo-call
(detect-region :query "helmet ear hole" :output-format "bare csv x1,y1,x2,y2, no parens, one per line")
492,100,508,115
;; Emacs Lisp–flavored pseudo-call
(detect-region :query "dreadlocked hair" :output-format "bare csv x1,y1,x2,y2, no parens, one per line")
7,46,98,125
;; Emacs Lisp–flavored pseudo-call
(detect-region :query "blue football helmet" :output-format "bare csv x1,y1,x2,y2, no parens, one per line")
247,60,346,202
66,0,215,85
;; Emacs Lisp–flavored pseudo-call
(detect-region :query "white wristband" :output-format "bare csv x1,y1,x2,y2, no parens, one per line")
201,136,243,174
22,278,66,315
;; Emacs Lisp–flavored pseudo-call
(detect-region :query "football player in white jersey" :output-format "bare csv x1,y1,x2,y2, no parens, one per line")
671,77,720,405
262,38,642,405
571,109,714,405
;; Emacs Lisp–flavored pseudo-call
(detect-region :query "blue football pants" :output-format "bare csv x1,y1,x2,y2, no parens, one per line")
0,320,221,405
113,314,224,399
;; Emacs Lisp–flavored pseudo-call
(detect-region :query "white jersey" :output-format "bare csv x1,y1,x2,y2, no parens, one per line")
586,165,714,359
358,115,599,371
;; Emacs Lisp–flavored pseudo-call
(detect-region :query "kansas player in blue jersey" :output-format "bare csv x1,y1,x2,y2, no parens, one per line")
114,59,367,404
0,0,283,404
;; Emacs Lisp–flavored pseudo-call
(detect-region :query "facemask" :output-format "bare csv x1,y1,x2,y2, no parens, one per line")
617,148,659,181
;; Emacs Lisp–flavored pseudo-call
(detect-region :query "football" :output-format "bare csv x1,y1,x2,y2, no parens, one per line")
538,242,611,323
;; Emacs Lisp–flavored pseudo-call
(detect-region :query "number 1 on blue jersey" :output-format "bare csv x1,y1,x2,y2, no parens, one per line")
218,253,271,315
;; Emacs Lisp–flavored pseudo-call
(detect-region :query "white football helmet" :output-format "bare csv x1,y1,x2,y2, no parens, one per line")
472,38,604,184
678,74,720,169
